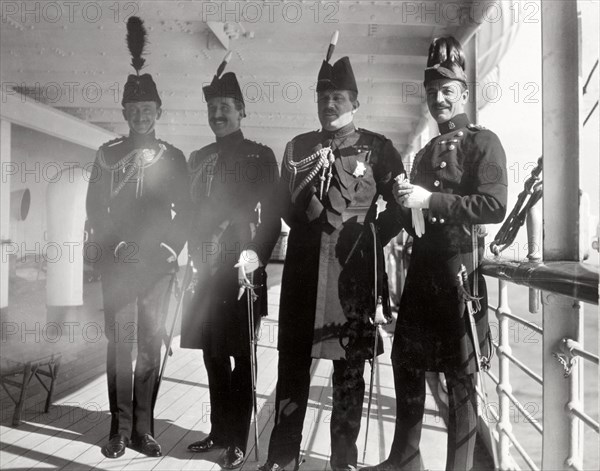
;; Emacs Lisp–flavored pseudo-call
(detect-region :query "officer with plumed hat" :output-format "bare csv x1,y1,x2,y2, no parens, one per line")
86,16,190,459
181,53,281,469
258,32,405,471
361,36,508,471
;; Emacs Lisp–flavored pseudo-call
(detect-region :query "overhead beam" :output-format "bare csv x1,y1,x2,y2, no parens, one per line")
0,89,117,149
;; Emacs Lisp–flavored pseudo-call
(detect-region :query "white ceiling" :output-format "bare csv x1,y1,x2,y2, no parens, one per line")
1,0,515,157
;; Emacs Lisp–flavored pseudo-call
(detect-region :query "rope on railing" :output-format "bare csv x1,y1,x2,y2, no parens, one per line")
490,157,542,256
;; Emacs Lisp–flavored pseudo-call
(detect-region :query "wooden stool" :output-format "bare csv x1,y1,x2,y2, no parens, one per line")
1,351,62,426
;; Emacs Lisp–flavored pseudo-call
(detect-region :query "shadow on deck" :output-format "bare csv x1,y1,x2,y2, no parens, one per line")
0,265,494,470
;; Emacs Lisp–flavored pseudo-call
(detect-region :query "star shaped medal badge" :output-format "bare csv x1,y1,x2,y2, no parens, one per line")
353,161,367,178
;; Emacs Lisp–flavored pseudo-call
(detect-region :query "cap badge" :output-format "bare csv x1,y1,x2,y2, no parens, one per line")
449,121,455,129
353,161,366,178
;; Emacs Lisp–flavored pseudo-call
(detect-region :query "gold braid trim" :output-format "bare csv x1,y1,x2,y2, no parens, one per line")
284,141,334,203
107,144,165,198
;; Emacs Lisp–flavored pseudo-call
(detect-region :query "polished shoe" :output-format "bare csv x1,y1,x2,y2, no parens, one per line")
333,467,357,471
258,461,285,471
188,436,226,453
258,459,302,471
131,433,162,457
359,460,401,471
101,434,129,459
221,445,245,469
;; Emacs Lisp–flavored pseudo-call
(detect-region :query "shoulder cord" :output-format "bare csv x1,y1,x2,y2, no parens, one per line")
284,140,335,204
101,144,165,199
189,152,219,203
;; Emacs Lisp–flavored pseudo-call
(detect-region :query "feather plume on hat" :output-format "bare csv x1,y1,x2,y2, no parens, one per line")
424,36,468,86
126,16,147,75
426,36,465,69
122,16,161,106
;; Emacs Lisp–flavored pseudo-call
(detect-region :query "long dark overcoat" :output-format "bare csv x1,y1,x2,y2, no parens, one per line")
181,130,280,356
278,125,405,361
391,113,508,374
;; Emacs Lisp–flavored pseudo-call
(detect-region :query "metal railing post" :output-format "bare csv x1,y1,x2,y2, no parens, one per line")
541,1,582,469
496,279,513,470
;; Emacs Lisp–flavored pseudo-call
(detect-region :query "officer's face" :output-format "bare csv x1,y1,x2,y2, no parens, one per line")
426,79,469,123
317,90,358,131
208,97,244,138
123,101,162,135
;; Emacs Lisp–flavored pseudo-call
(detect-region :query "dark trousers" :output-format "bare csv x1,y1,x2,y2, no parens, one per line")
267,351,366,470
204,352,254,452
102,270,172,439
388,366,477,471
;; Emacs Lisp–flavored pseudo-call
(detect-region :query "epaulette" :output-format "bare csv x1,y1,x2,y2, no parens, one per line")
357,128,387,143
467,123,487,132
156,138,175,150
244,138,268,149
291,130,320,144
243,139,271,159
102,136,126,149
195,142,218,157
190,143,218,167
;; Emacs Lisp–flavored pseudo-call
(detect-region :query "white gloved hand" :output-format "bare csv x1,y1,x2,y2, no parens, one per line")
402,185,432,209
235,249,261,300
393,178,413,205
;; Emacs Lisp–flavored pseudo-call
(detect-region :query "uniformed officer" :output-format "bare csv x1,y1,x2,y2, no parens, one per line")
86,17,190,459
361,36,508,471
181,63,281,469
258,50,405,471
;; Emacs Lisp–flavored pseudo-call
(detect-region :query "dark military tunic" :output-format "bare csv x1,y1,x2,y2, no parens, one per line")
391,113,508,374
278,124,404,361
267,123,404,470
181,129,280,357
87,132,190,275
86,131,190,439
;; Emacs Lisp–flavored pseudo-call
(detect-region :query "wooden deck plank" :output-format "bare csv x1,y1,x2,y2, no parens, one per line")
52,345,203,471
0,272,454,471
62,346,205,471
0,376,109,466
18,344,198,471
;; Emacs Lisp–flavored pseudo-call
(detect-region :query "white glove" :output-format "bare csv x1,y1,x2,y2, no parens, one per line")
235,249,261,300
393,178,412,205
402,185,432,209
393,177,426,237
412,209,425,238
